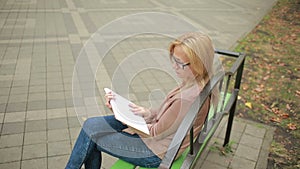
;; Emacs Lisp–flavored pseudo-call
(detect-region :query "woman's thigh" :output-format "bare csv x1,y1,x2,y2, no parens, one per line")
82,115,127,138
96,132,161,168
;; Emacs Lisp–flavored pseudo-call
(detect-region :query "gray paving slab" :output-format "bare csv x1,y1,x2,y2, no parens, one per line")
0,0,277,168
196,117,275,169
21,158,47,169
0,133,24,148
24,131,47,145
22,143,47,160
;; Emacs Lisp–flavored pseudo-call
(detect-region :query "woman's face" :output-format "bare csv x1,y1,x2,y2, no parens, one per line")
171,45,195,82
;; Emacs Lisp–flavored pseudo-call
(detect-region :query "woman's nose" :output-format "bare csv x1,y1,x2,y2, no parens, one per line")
172,62,178,69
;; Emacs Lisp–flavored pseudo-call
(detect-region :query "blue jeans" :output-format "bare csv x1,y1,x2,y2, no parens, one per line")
65,115,161,169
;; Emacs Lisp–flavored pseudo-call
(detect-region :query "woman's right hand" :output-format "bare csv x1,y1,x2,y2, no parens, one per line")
105,92,115,109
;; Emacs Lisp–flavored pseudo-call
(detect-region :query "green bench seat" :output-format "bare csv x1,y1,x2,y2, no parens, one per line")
111,147,190,169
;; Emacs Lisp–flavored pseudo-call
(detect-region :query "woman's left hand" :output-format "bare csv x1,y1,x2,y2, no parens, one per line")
129,103,151,118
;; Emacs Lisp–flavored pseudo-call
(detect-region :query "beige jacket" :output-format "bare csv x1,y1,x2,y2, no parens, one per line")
124,84,210,159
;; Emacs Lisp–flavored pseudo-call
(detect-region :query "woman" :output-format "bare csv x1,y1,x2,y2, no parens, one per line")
65,32,215,169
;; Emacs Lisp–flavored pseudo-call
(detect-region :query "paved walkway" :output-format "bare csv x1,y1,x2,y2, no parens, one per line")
0,0,277,169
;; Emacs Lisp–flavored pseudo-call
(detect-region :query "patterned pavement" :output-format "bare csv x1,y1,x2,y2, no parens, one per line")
0,0,276,168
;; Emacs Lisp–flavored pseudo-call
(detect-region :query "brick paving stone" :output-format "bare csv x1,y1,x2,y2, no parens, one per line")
47,91,65,100
8,94,28,103
235,144,260,162
0,133,24,148
29,78,46,86
232,119,247,133
102,153,118,169
218,126,243,145
205,150,232,167
25,120,46,132
69,127,81,140
201,160,228,169
0,113,4,122
67,116,81,128
0,80,11,88
28,92,46,102
0,161,21,169
0,95,8,104
0,87,10,96
4,111,26,123
240,133,263,149
22,143,47,160
6,102,27,113
21,158,47,169
11,82,29,90
230,156,256,169
47,129,70,142
47,99,66,109
47,117,68,130
48,155,69,169
2,122,25,135
0,146,22,163
47,109,67,119
24,131,47,145
66,107,77,117
47,84,64,92
26,110,47,121
0,103,6,113
245,124,267,139
47,141,71,156
28,85,46,93
27,100,47,111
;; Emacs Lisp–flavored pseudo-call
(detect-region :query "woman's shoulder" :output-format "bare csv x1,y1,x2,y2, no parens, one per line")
174,84,203,101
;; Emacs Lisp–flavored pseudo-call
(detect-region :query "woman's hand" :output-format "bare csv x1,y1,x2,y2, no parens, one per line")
129,104,152,120
105,92,115,109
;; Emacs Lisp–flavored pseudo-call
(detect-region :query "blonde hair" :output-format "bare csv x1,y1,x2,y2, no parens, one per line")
169,32,215,88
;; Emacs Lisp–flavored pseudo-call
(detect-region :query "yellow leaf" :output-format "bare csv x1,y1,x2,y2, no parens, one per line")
245,102,252,109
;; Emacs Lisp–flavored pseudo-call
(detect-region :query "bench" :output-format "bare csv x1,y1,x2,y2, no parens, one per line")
110,49,246,169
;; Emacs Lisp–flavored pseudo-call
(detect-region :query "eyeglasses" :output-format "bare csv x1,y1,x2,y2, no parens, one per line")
171,55,190,69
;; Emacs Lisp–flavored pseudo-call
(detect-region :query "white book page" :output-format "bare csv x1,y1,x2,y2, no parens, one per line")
104,88,150,135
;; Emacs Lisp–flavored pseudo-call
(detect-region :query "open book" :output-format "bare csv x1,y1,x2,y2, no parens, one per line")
104,88,150,135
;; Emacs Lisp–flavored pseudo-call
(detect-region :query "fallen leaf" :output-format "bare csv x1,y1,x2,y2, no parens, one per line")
254,87,264,93
290,33,297,40
238,113,244,118
287,123,297,130
286,104,291,110
243,84,249,90
245,102,252,109
296,90,300,97
272,107,280,114
270,117,281,123
280,113,289,119
263,75,270,81
262,104,272,112
272,46,280,51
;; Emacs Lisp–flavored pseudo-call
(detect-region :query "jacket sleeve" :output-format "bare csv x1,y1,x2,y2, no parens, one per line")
147,98,192,139
144,107,159,124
